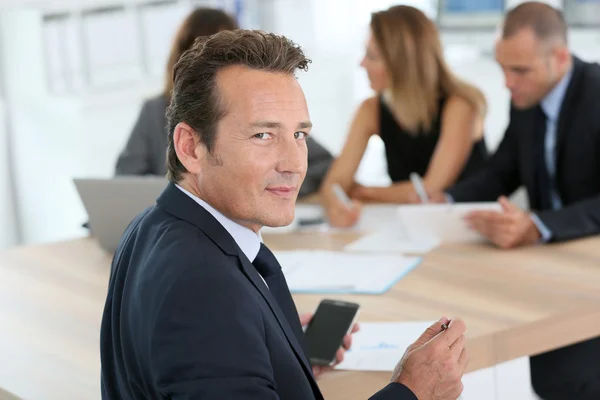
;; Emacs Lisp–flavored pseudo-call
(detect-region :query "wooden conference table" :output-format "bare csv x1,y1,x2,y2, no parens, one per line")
1,231,600,399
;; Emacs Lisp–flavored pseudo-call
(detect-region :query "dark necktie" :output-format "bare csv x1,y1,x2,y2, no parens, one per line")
533,106,553,211
252,243,308,356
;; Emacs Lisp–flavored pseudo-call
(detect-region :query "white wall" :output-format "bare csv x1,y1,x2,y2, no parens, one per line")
0,100,18,249
0,8,161,245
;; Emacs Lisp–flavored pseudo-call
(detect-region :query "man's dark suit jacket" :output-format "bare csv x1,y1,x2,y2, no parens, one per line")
100,183,416,399
448,56,600,242
114,94,333,197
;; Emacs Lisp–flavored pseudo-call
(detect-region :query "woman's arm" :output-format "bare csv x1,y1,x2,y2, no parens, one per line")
319,97,378,226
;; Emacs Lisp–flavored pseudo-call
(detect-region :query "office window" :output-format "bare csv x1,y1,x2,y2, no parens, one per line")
437,0,505,29
564,0,600,26
81,5,142,88
42,13,85,94
138,1,190,77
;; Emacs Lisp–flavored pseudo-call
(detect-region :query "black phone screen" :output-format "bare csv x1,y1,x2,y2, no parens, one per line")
304,300,359,366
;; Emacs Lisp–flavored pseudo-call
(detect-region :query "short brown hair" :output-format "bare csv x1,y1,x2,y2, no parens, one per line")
165,30,311,183
163,8,238,99
503,2,567,45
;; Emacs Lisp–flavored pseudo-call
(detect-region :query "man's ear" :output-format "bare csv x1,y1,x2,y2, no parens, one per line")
173,122,206,174
553,45,570,69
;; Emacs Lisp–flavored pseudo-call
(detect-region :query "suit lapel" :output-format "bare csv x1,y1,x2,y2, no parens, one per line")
156,183,320,395
156,183,239,256
237,254,317,382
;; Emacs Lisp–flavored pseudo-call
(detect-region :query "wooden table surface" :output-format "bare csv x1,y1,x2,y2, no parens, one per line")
1,234,600,400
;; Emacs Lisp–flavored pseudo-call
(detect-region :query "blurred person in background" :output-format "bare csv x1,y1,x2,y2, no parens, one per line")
115,7,333,198
320,5,488,228
427,3,600,398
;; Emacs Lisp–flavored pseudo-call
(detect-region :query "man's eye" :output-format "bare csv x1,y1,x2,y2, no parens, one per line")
254,133,272,140
294,131,308,140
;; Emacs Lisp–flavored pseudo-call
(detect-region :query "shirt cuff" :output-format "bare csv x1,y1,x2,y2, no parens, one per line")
445,193,455,204
531,214,553,243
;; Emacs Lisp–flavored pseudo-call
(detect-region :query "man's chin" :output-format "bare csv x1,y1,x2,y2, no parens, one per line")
262,218,294,228
261,211,295,228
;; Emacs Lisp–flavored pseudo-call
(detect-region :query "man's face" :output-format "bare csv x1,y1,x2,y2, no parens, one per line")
495,28,560,109
195,65,310,232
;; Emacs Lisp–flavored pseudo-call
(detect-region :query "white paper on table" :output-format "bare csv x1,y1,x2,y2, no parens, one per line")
274,251,421,294
295,204,403,234
336,321,435,371
344,228,440,254
397,202,502,243
260,204,325,234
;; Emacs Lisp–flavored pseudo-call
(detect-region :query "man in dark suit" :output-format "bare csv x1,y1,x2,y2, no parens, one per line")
100,29,468,400
430,2,600,399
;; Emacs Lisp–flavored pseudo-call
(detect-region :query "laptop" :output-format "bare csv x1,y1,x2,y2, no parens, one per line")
74,177,167,253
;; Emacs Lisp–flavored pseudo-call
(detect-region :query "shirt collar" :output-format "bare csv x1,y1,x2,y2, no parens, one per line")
540,66,573,121
175,184,262,262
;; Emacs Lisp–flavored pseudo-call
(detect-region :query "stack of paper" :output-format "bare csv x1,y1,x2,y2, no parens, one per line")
396,202,502,243
336,321,435,371
274,251,421,294
344,228,440,254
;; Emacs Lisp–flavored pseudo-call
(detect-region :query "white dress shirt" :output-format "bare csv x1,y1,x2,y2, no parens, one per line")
175,184,262,263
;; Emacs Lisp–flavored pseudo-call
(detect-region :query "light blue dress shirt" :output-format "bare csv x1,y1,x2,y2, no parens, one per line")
531,66,573,241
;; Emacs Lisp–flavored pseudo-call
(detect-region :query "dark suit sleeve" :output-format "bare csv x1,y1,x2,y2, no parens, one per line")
535,119,600,242
115,101,155,176
150,269,279,399
299,137,334,197
536,195,600,242
369,383,417,400
447,111,521,202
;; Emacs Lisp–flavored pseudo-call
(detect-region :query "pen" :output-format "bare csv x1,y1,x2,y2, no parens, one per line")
410,172,429,203
441,319,451,331
332,183,353,209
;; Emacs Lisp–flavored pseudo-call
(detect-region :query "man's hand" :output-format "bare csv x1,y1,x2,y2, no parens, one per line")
299,313,360,379
392,317,468,400
465,196,541,249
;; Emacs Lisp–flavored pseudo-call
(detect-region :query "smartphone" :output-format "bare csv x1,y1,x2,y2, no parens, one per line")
304,299,360,366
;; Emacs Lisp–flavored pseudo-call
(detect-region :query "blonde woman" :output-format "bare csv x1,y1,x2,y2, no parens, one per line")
320,5,488,227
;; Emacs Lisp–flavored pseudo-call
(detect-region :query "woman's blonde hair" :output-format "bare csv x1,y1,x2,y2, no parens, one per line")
163,7,238,99
371,5,486,133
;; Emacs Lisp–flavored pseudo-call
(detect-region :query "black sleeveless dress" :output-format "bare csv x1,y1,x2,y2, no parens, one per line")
378,96,488,183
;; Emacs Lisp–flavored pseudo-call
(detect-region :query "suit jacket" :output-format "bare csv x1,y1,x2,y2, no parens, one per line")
448,56,600,242
100,183,416,399
114,95,333,197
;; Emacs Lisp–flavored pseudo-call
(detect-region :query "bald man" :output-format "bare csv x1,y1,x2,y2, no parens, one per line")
430,2,600,399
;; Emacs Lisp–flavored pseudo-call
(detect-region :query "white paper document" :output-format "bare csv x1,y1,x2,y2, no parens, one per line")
396,202,502,243
336,321,435,371
274,251,421,294
293,204,404,234
344,228,440,254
